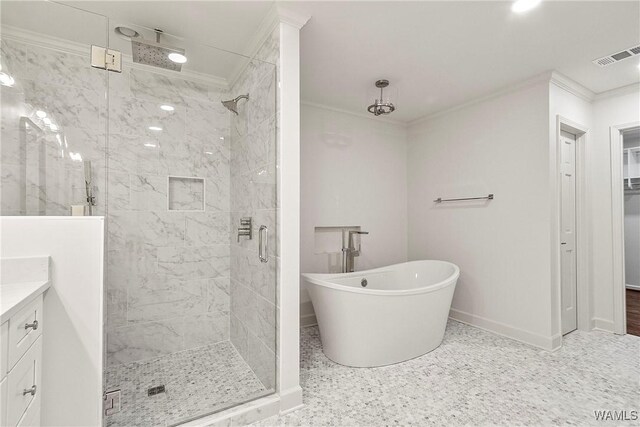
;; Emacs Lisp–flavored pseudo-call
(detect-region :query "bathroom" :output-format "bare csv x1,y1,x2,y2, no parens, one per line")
0,1,638,426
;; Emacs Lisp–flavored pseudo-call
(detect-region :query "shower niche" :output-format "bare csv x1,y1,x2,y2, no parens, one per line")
167,176,205,211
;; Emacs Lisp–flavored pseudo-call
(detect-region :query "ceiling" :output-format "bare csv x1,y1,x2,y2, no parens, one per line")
2,1,276,81
2,1,639,122
284,0,640,122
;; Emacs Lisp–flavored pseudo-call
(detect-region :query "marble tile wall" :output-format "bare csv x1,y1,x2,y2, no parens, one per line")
0,38,108,216
106,66,233,366
229,28,279,391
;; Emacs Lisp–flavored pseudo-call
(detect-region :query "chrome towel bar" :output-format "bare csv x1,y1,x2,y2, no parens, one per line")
434,194,494,203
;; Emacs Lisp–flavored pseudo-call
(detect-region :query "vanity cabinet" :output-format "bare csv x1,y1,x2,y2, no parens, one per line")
1,295,43,427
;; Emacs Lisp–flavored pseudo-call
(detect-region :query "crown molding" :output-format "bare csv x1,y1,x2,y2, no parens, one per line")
408,71,554,128
549,71,595,102
0,25,228,89
301,100,406,127
275,4,311,30
593,82,640,101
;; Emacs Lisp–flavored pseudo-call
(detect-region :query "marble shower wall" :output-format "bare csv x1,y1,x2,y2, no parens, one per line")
105,65,233,366
0,38,108,216
229,28,279,391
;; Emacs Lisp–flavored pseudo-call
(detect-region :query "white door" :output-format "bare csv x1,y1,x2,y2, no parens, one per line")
560,130,577,334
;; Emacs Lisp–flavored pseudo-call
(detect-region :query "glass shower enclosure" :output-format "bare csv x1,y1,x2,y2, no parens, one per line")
0,1,278,425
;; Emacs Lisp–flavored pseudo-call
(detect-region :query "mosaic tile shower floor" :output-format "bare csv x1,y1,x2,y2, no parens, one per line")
105,341,270,427
255,320,639,426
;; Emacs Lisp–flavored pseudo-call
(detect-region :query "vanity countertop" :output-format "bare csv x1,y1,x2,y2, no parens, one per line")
0,280,50,324
0,256,51,323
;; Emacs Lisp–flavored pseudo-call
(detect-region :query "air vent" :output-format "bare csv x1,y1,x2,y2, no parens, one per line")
592,44,640,67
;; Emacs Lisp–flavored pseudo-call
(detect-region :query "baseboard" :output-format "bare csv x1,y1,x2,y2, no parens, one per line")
300,301,317,327
449,308,558,351
279,385,303,413
626,284,640,291
591,317,615,333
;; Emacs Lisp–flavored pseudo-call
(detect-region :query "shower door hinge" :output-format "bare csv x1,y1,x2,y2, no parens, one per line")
91,45,122,73
103,389,121,416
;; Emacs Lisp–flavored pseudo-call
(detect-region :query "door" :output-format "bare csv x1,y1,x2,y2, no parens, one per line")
560,130,577,334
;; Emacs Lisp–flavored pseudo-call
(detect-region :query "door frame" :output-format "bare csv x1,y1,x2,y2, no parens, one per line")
610,121,640,335
556,116,590,334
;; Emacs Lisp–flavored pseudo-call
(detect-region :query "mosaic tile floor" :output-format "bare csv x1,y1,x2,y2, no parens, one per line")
255,320,640,426
105,341,271,427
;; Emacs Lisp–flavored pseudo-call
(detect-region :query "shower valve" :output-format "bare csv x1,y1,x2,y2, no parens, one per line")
238,217,252,242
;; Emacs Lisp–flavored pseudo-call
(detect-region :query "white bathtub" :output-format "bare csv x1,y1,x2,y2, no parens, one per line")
303,260,459,367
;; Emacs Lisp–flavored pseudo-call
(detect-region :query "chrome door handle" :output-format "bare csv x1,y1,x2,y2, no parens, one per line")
23,385,36,396
24,320,38,330
259,225,268,263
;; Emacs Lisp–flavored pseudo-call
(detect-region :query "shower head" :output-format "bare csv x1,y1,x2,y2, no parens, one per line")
222,94,249,115
131,29,186,72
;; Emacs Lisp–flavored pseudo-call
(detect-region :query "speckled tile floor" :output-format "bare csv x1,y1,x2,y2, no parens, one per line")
255,320,640,426
105,341,271,427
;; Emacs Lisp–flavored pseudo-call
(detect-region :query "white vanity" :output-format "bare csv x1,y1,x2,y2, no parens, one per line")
0,257,50,427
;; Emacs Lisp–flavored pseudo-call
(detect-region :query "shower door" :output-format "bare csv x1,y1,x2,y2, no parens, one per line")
103,20,278,426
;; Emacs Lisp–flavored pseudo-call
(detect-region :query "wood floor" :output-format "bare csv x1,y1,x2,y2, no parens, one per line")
626,289,640,337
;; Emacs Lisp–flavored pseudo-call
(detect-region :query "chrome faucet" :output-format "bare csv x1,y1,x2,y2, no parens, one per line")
342,230,369,273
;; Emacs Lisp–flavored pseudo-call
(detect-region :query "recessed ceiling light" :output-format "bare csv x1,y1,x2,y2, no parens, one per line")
168,52,187,64
36,110,47,118
148,126,162,131
160,104,175,112
49,124,58,131
512,0,541,14
144,143,157,148
219,136,224,140
43,117,52,125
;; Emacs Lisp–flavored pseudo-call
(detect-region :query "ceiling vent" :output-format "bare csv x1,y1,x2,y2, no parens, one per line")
592,45,640,67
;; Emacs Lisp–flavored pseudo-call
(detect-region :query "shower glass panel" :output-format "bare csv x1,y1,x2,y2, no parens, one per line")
0,1,109,215
103,21,277,427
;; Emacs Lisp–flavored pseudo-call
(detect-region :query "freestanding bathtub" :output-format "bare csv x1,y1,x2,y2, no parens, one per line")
303,260,459,367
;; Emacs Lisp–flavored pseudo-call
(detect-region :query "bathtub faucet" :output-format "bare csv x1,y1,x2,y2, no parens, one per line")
342,230,369,273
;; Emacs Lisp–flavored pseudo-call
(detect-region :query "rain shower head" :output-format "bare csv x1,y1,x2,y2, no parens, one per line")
131,29,186,72
222,94,249,115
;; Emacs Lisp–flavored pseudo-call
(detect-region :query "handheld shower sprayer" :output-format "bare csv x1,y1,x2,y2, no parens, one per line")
84,160,96,215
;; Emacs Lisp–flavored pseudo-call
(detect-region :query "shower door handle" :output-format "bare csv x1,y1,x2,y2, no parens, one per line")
259,225,268,263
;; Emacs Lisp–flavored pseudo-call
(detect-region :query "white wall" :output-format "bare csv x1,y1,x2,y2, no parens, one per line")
0,216,104,427
591,87,640,328
407,79,556,349
300,104,408,311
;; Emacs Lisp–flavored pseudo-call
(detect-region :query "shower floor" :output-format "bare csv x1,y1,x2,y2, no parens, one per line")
105,341,270,427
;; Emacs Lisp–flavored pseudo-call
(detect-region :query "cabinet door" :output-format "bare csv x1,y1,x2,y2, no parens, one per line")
7,337,42,427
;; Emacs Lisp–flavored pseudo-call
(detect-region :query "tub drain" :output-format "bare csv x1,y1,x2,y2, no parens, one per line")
361,278,368,287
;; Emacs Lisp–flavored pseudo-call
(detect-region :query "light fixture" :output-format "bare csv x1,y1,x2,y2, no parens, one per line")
160,104,174,111
0,72,15,87
512,0,541,14
148,126,162,131
49,124,58,131
168,52,187,64
144,142,157,148
219,136,225,140
367,79,395,116
43,117,52,125
36,110,47,119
